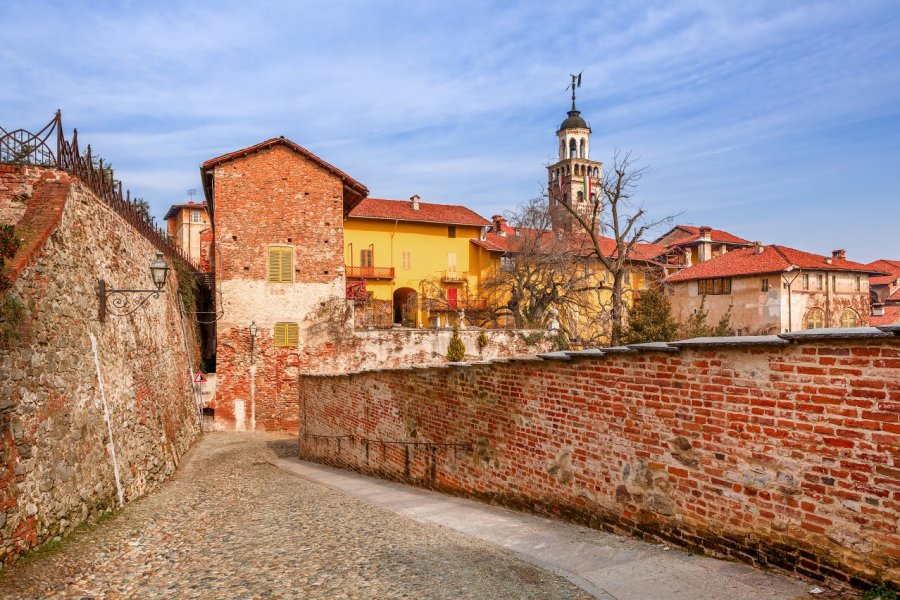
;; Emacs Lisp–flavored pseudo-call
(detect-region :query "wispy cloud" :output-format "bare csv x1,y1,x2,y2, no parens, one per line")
1,0,898,261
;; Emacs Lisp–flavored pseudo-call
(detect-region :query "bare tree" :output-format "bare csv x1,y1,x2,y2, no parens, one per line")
479,198,614,344
553,151,677,344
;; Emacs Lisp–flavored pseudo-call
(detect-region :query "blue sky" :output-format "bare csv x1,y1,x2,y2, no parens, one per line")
2,0,898,262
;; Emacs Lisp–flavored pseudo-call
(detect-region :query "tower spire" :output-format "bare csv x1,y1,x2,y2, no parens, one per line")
569,72,582,110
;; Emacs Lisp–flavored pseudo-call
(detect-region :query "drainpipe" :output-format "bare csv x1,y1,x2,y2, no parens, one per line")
781,266,800,332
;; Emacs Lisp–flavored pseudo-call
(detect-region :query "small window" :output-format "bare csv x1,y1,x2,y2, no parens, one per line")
267,246,293,283
401,251,412,270
832,275,836,290
447,252,457,270
360,249,374,268
273,322,299,347
805,309,825,330
761,278,769,292
841,309,858,328
698,278,732,295
802,274,810,290
854,276,861,292
448,226,457,238
190,210,202,223
816,274,823,291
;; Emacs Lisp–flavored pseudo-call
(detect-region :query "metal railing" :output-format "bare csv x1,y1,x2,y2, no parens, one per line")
440,270,468,283
345,265,395,279
0,112,204,279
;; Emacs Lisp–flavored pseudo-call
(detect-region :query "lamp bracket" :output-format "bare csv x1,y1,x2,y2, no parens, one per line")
98,278,165,322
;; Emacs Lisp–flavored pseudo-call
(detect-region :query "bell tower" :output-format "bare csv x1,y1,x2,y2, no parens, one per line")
548,75,602,231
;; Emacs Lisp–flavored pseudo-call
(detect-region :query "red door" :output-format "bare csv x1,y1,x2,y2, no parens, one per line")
447,288,458,309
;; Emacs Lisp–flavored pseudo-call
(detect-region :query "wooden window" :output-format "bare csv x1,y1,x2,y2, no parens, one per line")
761,278,769,292
267,246,293,283
841,309,858,328
448,226,457,238
273,322,299,347
805,309,824,330
360,249,373,268
401,251,412,270
447,252,457,270
698,278,731,295
855,276,861,292
815,274,823,291
802,274,810,290
190,209,202,223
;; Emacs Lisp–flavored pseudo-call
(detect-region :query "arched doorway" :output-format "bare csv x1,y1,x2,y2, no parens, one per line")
393,287,417,326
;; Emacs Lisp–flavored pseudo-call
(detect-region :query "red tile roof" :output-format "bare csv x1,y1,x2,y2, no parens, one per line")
200,137,369,213
472,229,667,263
655,225,752,247
866,259,900,286
163,201,207,221
348,198,491,227
666,245,883,283
870,305,900,326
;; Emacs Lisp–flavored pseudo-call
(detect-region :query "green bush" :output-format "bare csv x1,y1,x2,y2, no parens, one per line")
447,326,466,362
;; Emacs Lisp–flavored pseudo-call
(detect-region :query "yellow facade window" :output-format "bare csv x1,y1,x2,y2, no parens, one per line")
805,309,825,330
841,309,858,328
267,246,293,283
401,251,412,270
273,322,299,347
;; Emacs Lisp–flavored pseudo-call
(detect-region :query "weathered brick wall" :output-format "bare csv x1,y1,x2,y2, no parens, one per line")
211,325,551,432
0,173,200,564
298,337,900,589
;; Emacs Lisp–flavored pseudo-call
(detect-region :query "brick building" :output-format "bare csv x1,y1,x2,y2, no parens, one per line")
200,137,368,430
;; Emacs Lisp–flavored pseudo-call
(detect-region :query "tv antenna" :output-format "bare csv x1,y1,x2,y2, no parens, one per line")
187,188,197,201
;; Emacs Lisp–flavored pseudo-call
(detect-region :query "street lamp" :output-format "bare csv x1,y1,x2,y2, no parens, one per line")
98,252,170,321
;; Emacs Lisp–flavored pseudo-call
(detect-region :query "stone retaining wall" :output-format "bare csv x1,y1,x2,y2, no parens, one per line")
0,170,200,564
298,331,900,590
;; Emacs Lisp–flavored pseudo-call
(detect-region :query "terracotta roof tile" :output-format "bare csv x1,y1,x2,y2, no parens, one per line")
656,225,752,247
472,229,666,263
667,245,882,283
866,259,900,286
870,305,900,326
348,198,490,226
163,201,207,221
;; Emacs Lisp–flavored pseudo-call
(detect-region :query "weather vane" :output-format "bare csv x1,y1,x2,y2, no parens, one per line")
566,71,583,110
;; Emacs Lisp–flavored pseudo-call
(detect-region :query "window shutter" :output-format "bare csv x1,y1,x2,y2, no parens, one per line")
268,247,293,283
268,248,280,282
280,248,292,282
273,322,299,347
274,322,286,345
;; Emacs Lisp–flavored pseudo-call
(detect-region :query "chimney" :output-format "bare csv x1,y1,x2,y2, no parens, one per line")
754,241,763,255
873,305,885,317
832,249,846,260
410,195,420,211
492,214,508,236
697,226,713,262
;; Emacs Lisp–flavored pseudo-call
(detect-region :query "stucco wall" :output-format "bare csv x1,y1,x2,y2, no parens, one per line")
0,174,200,564
670,275,782,334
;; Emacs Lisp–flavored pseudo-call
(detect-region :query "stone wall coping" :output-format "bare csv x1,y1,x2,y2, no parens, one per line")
564,349,607,358
536,351,572,360
671,335,790,347
600,346,638,353
778,327,893,341
625,342,680,352
446,362,471,368
876,323,900,334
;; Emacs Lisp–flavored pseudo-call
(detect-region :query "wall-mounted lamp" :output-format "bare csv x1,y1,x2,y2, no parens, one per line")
98,252,170,322
249,321,258,361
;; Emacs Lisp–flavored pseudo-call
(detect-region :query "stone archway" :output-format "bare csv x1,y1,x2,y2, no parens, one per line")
393,287,417,326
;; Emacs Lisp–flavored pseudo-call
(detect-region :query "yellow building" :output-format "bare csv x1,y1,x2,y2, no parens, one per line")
343,195,491,327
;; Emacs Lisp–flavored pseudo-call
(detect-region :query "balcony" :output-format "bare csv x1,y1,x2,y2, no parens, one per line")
440,270,469,283
345,265,395,280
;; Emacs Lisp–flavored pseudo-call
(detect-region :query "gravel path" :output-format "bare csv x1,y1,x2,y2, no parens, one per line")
0,432,591,599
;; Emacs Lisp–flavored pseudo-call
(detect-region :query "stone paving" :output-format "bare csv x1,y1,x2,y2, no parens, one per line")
0,433,592,599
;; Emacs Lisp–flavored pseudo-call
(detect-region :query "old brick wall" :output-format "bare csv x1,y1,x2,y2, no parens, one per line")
0,173,200,564
298,336,899,589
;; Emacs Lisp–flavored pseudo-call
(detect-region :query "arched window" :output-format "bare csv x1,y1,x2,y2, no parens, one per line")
593,167,599,177
577,191,584,203
805,308,825,330
560,140,565,159
569,138,577,159
841,308,859,328
579,139,586,158
590,193,597,203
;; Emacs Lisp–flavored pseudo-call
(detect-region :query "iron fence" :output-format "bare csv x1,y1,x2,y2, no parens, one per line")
0,111,204,279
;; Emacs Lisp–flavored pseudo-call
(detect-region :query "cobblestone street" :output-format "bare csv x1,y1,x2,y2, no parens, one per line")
0,433,591,599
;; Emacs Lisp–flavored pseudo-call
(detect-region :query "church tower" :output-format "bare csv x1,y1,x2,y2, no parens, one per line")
548,77,602,231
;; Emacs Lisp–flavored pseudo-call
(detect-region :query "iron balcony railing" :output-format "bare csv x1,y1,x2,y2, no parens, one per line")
345,265,395,279
440,270,469,283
